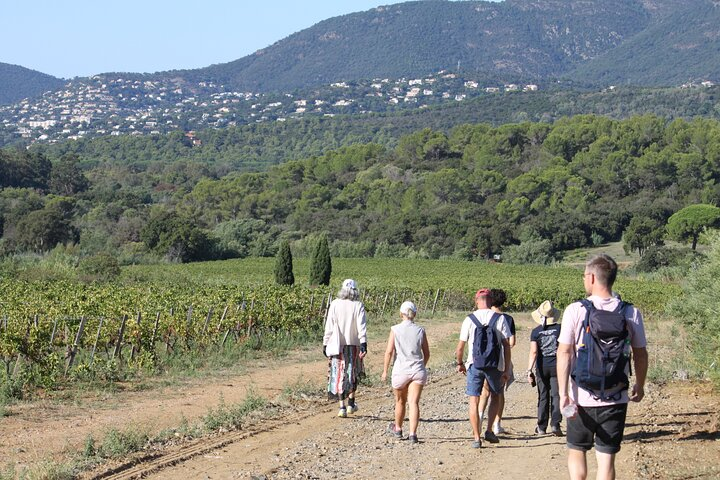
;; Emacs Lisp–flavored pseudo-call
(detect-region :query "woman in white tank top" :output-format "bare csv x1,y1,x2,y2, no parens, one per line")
381,301,430,444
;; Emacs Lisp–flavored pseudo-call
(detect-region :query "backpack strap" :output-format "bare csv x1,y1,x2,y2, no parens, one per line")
468,313,481,330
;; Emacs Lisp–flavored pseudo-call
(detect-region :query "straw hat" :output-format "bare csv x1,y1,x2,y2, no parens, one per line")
531,300,560,325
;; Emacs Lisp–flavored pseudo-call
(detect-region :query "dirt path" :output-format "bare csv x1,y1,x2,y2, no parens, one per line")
2,314,718,479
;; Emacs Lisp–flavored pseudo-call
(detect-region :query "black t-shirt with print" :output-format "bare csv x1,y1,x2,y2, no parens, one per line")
530,323,561,368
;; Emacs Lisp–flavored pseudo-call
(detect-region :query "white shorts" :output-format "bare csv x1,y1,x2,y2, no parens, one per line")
392,369,428,390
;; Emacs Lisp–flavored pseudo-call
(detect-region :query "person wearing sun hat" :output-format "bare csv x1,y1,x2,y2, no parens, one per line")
527,299,563,436
323,278,367,418
381,300,430,444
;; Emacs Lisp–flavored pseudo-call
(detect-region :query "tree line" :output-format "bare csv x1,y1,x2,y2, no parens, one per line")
2,114,720,270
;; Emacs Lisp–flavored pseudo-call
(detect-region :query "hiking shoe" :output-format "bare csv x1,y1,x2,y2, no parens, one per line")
409,434,419,444
337,408,347,418
551,426,564,437
347,404,359,414
471,439,482,449
535,426,546,435
387,422,402,438
492,423,506,435
484,430,500,444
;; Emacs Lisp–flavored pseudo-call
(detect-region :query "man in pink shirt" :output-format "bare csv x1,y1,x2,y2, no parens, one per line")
557,254,648,480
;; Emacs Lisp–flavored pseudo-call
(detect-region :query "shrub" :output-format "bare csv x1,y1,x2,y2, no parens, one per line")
635,245,699,273
78,252,121,282
667,232,720,389
501,238,557,265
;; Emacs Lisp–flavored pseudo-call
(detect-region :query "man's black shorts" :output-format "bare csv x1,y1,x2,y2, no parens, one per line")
567,403,628,454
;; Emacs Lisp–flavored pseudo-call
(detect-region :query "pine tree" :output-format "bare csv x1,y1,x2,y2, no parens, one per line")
309,234,332,286
274,240,294,285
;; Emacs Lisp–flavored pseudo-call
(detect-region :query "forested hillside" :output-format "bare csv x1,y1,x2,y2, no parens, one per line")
28,85,720,171
2,114,720,265
0,62,64,105
569,1,720,86
160,0,715,91
163,0,652,91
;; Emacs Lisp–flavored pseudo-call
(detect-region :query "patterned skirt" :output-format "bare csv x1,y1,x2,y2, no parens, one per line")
327,345,365,401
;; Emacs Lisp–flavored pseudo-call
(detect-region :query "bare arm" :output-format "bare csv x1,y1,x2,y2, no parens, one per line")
455,340,467,374
557,342,573,409
381,331,396,382
629,346,648,402
501,337,511,383
421,331,430,367
509,334,516,348
527,341,538,371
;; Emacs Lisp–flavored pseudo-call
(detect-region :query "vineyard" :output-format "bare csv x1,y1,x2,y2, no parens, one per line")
1,257,679,392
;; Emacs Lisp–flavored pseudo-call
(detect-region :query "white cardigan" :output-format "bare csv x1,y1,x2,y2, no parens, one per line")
323,298,367,347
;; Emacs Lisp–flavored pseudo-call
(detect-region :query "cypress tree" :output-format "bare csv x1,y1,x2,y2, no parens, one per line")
274,240,294,285
309,234,332,286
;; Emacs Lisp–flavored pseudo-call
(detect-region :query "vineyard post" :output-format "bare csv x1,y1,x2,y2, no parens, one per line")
150,312,161,351
2,315,6,330
431,289,440,315
131,312,142,361
216,305,228,333
65,316,87,374
33,314,38,328
185,306,194,346
324,292,332,321
112,315,128,360
49,316,59,344
382,292,389,314
90,317,105,365
13,317,33,377
246,299,255,337
201,307,213,336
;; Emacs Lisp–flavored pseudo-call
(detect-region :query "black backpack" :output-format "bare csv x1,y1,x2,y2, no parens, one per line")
468,312,501,370
571,299,632,401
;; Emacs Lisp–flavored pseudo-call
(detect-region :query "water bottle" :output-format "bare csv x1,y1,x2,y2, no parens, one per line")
562,402,578,418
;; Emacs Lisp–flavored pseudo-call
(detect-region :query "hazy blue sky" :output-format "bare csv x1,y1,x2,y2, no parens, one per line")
2,0,502,79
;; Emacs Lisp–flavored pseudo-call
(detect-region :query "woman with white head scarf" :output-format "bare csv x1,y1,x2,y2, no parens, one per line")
323,279,367,417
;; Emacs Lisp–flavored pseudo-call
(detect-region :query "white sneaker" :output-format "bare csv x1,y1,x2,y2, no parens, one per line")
493,423,506,435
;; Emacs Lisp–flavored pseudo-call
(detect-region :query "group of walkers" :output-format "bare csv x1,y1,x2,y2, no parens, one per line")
322,254,648,480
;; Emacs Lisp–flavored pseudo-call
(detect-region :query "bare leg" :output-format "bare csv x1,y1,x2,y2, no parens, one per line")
468,395,481,441
407,382,424,435
394,385,408,430
568,449,588,480
486,392,500,433
595,451,616,480
478,382,490,431
494,392,505,429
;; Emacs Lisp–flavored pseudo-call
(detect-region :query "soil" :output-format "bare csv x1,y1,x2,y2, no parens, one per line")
1,314,718,479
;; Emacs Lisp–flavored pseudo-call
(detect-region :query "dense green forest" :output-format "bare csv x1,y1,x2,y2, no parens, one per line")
2,114,720,268
26,86,720,171
0,62,64,105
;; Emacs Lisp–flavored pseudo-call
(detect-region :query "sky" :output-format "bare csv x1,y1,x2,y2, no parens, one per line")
3,0,501,80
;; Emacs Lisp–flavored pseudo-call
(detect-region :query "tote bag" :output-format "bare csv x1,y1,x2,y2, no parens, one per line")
326,319,341,357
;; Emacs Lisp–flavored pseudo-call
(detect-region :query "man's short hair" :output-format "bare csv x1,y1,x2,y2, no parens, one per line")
489,288,507,308
586,254,617,287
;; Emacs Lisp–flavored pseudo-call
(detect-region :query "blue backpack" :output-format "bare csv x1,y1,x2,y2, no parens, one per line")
571,299,632,401
468,312,501,370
